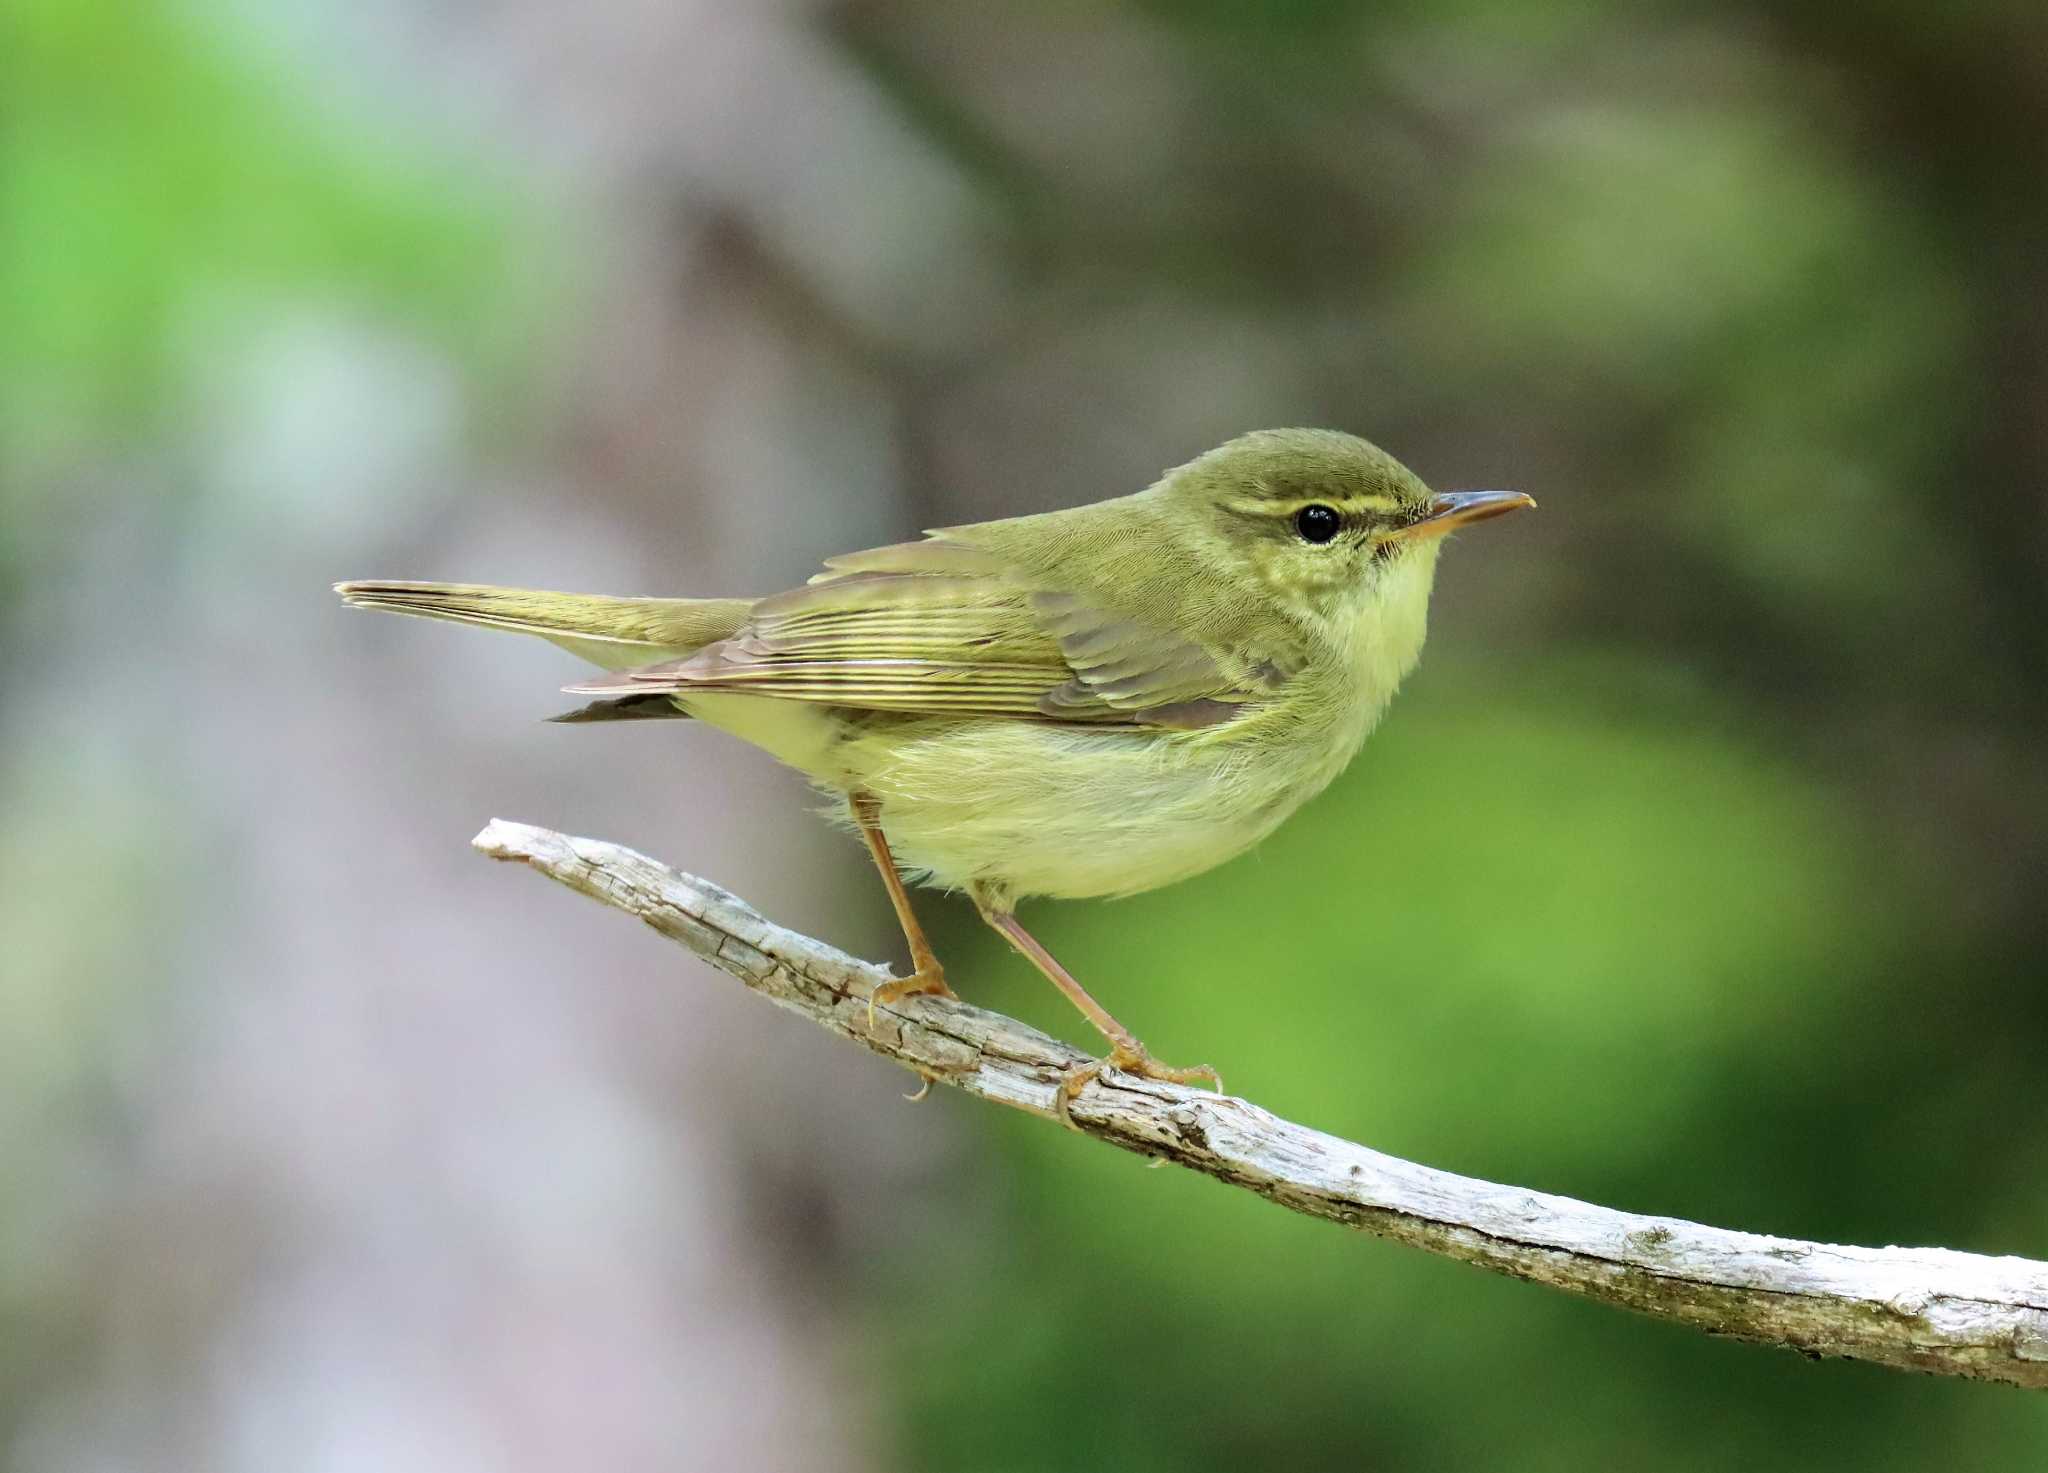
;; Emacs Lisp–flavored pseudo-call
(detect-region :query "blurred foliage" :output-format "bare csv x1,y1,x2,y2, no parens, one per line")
8,0,2048,1467
0,0,550,601
0,0,550,1453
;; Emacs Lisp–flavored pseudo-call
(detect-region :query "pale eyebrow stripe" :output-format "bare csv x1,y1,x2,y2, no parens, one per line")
1220,494,1402,517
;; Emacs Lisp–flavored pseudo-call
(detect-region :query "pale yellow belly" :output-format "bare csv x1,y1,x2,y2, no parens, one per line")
851,724,1294,900
680,692,1375,903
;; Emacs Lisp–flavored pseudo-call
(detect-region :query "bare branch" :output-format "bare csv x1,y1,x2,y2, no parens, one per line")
473,818,2048,1389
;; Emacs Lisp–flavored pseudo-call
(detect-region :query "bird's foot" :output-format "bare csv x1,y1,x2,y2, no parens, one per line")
866,965,955,1032
1054,1044,1222,1129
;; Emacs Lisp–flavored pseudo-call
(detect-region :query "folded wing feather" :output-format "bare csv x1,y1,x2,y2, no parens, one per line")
563,535,1266,728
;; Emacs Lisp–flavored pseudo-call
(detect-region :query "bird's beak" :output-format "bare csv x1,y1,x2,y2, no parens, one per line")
1397,488,1537,543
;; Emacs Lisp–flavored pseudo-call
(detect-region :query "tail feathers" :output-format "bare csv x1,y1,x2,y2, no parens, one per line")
334,580,754,671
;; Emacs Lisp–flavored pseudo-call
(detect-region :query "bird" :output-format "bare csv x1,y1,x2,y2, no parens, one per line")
336,428,1533,1117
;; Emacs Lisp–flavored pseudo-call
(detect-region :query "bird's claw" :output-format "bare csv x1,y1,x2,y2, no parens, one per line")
865,965,955,1033
1052,1046,1223,1130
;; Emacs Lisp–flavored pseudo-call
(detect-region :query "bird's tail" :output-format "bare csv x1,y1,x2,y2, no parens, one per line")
334,580,755,672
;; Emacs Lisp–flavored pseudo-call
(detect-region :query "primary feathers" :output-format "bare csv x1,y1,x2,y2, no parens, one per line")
561,533,1267,730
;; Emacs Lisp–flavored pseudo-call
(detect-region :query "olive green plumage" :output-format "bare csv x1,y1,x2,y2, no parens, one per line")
337,428,1531,1100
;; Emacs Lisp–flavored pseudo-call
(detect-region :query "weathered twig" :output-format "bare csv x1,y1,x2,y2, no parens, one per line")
473,817,2048,1389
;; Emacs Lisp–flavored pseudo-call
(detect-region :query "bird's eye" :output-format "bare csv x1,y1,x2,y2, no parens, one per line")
1294,504,1342,544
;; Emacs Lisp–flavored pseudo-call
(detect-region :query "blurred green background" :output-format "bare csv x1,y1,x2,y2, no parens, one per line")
6,0,2047,1468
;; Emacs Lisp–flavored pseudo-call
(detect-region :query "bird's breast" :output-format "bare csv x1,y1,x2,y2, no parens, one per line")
704,557,1438,905
830,675,1389,903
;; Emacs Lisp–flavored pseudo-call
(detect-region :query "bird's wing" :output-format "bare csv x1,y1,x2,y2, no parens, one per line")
561,536,1262,728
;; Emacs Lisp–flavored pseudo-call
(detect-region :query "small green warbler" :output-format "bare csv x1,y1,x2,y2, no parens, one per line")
339,429,1533,1113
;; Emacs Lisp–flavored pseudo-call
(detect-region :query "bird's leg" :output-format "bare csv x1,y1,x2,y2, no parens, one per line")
971,891,1221,1127
851,792,955,1030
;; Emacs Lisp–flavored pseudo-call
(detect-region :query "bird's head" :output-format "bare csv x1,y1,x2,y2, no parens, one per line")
1161,428,1533,632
